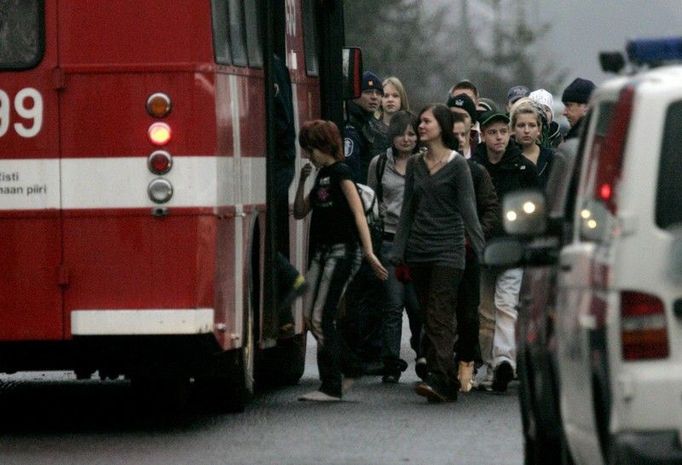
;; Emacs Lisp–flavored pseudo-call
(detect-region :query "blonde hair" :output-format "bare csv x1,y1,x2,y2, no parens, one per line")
510,98,543,128
382,76,410,112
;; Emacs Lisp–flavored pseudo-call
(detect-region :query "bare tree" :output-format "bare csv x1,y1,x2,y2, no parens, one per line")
343,0,566,109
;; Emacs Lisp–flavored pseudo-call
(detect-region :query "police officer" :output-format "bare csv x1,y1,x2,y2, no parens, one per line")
344,71,388,184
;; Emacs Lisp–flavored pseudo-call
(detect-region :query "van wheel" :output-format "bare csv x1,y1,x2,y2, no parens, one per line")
522,350,563,465
517,349,538,465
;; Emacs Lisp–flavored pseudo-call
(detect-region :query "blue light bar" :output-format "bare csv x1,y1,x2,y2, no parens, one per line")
626,37,682,65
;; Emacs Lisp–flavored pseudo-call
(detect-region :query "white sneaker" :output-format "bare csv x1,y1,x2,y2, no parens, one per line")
298,390,342,402
473,364,493,391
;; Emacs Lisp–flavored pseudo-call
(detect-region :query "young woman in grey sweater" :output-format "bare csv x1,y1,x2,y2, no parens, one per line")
367,111,422,383
392,104,485,402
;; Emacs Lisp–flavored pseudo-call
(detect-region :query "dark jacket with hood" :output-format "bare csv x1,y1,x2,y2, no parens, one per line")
467,159,500,240
472,142,539,237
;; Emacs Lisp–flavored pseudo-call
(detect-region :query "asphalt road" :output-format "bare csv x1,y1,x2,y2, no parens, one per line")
0,331,523,465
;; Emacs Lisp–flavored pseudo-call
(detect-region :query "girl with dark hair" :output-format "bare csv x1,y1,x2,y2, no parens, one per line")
392,104,485,402
294,120,387,402
367,111,422,383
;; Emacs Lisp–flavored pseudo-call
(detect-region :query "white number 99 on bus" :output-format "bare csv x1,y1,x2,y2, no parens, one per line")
0,88,43,138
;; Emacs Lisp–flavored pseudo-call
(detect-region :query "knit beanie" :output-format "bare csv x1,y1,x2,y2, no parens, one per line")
561,78,596,104
529,89,554,112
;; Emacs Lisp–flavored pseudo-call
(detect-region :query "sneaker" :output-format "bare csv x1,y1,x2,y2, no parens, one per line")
279,275,308,310
414,374,457,403
278,322,295,338
298,390,342,402
457,361,475,393
492,361,514,393
473,364,493,392
362,360,385,376
415,357,428,380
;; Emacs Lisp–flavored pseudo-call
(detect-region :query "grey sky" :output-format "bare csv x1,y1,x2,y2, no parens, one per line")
432,0,682,87
539,0,682,85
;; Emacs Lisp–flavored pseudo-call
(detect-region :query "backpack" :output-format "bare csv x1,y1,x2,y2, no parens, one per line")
356,183,384,252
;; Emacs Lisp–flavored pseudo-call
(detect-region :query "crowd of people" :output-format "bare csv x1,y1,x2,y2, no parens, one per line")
294,70,596,403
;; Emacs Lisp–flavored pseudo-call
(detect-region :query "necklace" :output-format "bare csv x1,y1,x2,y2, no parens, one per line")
424,151,449,173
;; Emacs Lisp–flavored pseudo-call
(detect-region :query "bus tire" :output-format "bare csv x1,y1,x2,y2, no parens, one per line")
198,303,255,413
131,376,190,413
256,332,306,387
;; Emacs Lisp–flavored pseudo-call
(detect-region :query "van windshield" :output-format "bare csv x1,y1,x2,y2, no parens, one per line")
656,100,682,229
0,0,43,69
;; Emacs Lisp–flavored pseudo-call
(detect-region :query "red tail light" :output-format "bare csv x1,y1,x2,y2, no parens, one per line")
148,150,172,175
595,85,635,214
621,291,668,360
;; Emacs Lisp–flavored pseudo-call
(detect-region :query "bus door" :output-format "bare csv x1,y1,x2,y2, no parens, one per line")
0,1,64,341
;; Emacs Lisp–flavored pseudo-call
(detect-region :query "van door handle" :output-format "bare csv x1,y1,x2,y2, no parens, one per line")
560,264,572,272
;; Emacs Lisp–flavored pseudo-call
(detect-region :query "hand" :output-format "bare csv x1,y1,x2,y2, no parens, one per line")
365,252,388,281
300,163,313,181
395,263,412,283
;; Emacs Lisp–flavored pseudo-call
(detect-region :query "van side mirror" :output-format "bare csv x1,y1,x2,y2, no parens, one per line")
483,237,525,268
342,47,362,100
503,190,547,237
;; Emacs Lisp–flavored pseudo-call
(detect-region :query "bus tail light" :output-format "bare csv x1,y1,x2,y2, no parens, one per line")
146,92,172,118
148,150,172,175
148,122,171,146
621,291,669,360
148,178,173,203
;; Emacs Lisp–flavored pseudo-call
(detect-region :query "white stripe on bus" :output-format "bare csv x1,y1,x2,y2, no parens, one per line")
71,309,214,335
0,156,266,210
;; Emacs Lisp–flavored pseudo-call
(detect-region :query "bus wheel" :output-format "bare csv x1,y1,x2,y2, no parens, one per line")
131,376,190,413
256,332,306,387
198,305,255,413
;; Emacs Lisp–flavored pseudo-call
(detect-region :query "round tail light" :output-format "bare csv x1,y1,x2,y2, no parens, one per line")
148,122,171,146
148,150,172,175
148,178,173,203
146,92,172,118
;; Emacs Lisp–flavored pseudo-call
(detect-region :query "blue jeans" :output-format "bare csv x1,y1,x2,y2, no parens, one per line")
380,240,422,370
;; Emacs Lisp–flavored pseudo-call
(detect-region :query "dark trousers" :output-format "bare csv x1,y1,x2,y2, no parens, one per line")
409,264,463,388
340,261,384,367
455,253,481,363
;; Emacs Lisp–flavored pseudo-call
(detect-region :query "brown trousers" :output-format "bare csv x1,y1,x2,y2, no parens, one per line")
409,264,463,388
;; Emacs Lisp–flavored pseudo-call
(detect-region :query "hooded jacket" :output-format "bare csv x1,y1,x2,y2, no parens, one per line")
472,142,539,237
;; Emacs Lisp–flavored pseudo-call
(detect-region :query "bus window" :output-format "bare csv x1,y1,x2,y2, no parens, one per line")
211,0,247,67
302,0,319,76
211,0,233,64
244,0,262,68
228,0,248,66
0,0,44,70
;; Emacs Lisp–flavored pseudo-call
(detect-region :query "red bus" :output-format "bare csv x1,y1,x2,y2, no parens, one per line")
0,0,359,411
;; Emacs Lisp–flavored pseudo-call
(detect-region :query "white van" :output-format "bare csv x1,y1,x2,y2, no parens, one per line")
488,37,682,464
